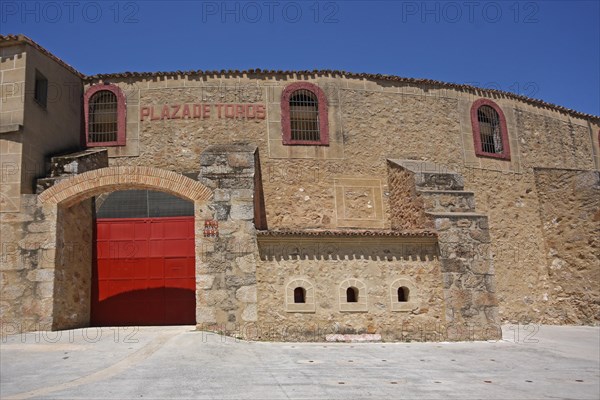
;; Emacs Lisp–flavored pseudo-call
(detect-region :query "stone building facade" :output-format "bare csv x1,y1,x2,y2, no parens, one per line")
1,35,598,342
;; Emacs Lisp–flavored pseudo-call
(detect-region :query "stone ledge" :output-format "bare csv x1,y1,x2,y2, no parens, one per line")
388,159,464,190
388,159,459,175
0,123,22,134
49,148,108,176
257,229,437,238
426,212,487,219
417,189,475,195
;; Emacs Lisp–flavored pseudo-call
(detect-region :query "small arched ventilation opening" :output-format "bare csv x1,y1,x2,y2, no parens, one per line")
285,278,315,312
346,287,359,303
293,287,306,304
398,287,409,302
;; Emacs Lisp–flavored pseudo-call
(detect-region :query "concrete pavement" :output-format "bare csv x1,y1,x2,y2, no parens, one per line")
1,324,598,399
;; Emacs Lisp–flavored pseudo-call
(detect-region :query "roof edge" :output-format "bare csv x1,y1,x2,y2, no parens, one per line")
1,34,598,121
87,69,599,121
256,229,438,238
1,34,84,78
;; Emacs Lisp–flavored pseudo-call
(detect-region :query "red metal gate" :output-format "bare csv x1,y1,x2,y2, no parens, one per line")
91,217,196,326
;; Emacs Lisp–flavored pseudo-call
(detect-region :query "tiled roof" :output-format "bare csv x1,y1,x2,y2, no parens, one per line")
257,229,437,238
2,34,598,121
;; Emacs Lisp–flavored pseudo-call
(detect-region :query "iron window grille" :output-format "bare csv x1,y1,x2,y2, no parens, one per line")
477,105,503,154
290,90,320,141
84,84,126,147
471,98,511,160
88,91,118,143
96,190,194,218
281,82,329,146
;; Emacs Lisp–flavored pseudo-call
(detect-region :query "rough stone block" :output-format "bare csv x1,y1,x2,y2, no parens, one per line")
26,222,51,233
35,282,54,297
212,189,231,202
470,259,492,274
219,177,254,189
230,189,254,201
225,274,257,288
205,290,229,306
1,283,25,300
441,258,468,273
209,203,231,220
236,254,257,273
196,306,217,323
196,274,215,289
456,219,472,228
26,268,54,282
229,203,254,221
469,229,490,243
473,291,499,307
235,285,257,303
435,218,452,231
227,152,253,168
241,303,257,322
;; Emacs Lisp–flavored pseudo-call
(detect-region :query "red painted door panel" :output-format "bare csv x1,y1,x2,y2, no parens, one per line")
91,217,196,326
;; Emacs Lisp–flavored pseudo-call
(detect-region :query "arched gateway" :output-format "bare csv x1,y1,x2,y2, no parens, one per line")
39,166,212,206
38,166,213,329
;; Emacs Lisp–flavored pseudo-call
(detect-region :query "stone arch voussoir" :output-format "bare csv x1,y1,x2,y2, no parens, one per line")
38,166,212,207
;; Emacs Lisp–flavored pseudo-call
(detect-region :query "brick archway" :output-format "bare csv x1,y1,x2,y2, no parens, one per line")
39,166,212,206
37,166,213,330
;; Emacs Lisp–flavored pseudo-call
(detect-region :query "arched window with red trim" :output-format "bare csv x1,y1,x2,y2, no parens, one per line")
471,98,510,160
84,84,126,147
281,82,329,146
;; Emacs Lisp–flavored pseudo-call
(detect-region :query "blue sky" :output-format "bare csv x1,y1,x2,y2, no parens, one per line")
2,0,599,115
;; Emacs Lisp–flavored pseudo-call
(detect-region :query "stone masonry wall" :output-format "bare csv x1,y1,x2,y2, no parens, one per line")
1,150,107,331
21,43,83,194
196,143,260,329
0,44,26,212
533,168,599,324
0,195,57,330
256,236,446,342
389,160,501,339
52,199,93,330
387,162,432,230
80,73,599,328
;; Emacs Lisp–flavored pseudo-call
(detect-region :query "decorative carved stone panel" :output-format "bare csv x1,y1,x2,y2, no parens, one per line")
334,178,384,228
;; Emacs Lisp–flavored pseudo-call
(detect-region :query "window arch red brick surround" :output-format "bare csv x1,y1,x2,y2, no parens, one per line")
281,82,329,146
84,83,126,147
471,98,511,160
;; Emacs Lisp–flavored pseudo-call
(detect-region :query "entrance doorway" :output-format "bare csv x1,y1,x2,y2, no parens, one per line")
91,190,196,326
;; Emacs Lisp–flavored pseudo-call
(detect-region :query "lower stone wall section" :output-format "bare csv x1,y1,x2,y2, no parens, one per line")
432,213,500,337
196,143,260,328
534,168,600,324
52,200,93,330
387,162,432,230
195,222,259,326
0,195,56,330
255,255,447,342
